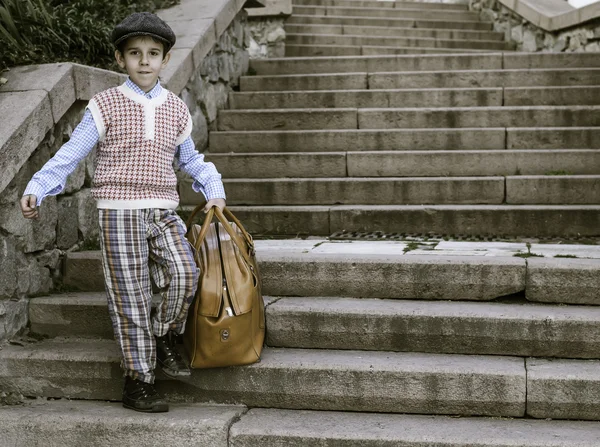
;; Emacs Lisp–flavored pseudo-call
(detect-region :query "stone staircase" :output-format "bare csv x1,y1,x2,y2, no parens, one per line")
3,0,600,445
198,0,600,239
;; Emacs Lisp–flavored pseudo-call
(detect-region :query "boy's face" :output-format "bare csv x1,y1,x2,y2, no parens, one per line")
115,36,170,93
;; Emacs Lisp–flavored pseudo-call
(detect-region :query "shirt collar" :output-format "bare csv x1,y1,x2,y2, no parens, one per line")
125,78,163,99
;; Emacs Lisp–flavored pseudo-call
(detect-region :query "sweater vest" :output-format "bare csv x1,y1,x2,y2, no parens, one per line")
86,83,192,209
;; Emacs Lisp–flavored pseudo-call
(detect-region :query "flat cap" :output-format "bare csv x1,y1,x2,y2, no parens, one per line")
112,12,176,53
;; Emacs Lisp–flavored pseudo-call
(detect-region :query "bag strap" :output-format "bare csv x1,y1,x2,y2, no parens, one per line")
185,204,254,263
213,207,254,264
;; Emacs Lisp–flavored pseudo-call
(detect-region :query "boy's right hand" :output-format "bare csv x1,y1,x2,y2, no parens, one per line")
20,194,39,219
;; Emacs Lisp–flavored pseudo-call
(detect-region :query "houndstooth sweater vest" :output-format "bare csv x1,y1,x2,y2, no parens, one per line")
86,83,192,209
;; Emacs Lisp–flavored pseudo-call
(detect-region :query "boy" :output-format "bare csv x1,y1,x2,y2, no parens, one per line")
20,12,226,413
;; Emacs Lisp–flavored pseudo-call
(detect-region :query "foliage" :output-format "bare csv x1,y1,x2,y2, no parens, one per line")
0,0,179,70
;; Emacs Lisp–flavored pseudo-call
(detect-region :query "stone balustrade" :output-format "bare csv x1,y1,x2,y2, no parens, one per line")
471,0,600,51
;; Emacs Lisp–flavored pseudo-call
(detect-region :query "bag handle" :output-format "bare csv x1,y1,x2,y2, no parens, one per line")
185,204,254,263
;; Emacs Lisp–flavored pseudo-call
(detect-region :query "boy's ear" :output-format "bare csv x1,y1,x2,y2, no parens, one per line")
115,50,126,69
161,51,171,67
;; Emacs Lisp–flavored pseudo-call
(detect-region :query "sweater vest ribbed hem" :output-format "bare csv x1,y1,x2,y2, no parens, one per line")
96,198,179,210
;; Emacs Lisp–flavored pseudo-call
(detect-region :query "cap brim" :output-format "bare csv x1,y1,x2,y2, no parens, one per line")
114,32,173,50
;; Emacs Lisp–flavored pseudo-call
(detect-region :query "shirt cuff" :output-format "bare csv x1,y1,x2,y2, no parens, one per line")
23,182,46,206
200,179,226,201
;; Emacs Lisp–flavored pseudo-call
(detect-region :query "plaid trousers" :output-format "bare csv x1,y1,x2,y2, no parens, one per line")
98,208,199,384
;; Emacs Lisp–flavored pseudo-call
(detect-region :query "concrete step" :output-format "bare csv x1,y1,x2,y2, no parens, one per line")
267,296,600,358
61,250,527,300
208,128,600,152
508,127,600,149
240,68,600,91
286,14,493,30
0,400,245,447
217,108,359,131
229,88,504,109
231,408,600,446
186,177,508,205
29,293,600,359
0,338,526,417
292,0,469,11
284,23,505,41
291,5,480,21
204,150,600,178
229,86,600,109
184,175,600,206
506,175,600,205
369,68,600,89
217,106,600,130
505,86,600,106
221,204,600,237
285,43,486,57
286,33,514,51
249,52,600,75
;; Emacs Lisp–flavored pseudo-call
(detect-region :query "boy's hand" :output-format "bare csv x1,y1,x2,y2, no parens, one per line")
20,194,39,219
204,198,226,213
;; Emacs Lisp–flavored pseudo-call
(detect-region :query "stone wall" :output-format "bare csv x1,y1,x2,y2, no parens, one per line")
247,17,287,59
0,9,256,342
470,0,600,51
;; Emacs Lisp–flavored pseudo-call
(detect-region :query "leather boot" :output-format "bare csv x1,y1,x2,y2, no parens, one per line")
122,376,169,413
156,331,191,378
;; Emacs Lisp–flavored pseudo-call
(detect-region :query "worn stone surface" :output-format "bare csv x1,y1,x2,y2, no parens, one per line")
527,358,600,420
230,408,600,446
0,338,526,417
0,400,245,447
266,296,600,358
0,63,76,124
259,253,526,300
526,258,600,305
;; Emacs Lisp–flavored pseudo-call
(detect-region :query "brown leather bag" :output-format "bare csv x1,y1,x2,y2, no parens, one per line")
183,205,265,368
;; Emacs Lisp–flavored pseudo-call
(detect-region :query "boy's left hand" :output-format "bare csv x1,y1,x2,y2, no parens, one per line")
204,198,226,213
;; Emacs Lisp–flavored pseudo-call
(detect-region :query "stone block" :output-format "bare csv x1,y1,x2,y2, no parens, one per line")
217,109,358,131
230,408,600,446
220,177,505,205
209,128,505,153
246,0,292,16
0,237,19,299
191,106,209,150
215,0,243,37
72,64,125,100
526,258,600,305
204,152,347,178
0,400,245,447
259,253,526,300
506,175,600,204
266,296,600,358
0,299,28,342
527,358,600,420
63,251,105,292
241,72,367,91
225,205,331,235
328,205,600,238
170,18,217,68
0,339,526,417
507,127,600,149
348,150,600,177
0,90,53,195
161,48,195,96
0,63,76,124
